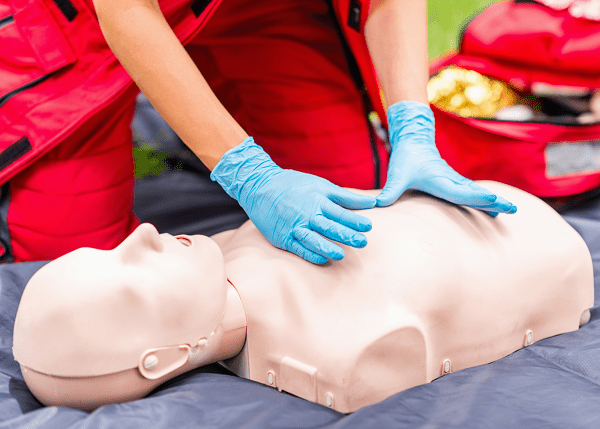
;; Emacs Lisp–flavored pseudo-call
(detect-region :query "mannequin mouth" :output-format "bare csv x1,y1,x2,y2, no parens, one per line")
175,236,193,247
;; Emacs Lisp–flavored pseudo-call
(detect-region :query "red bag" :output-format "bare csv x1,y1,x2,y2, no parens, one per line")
431,0,600,200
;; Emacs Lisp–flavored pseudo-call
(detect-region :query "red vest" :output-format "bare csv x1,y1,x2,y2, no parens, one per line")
0,0,386,261
0,0,222,185
0,0,225,261
331,0,386,126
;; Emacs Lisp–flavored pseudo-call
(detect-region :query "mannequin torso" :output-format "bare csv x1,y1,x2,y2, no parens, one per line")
215,183,593,411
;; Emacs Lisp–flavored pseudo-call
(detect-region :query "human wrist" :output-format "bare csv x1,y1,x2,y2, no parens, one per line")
210,136,279,202
386,101,435,149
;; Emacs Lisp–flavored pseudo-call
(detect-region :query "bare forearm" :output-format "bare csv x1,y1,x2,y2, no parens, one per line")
93,0,247,169
365,0,429,106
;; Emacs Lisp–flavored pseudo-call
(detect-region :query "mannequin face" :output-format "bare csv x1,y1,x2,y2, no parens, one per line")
13,223,229,378
111,222,224,282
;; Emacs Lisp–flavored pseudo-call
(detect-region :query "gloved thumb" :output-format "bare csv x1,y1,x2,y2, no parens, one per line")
376,181,407,207
327,186,376,210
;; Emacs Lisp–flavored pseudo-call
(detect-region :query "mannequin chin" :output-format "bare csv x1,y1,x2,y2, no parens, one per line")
13,181,594,412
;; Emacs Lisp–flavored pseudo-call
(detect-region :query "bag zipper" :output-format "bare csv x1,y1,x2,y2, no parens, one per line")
0,14,14,30
428,70,600,126
456,115,600,126
0,74,54,108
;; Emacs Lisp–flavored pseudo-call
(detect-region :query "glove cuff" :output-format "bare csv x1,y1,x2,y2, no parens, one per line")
386,101,435,149
210,136,278,201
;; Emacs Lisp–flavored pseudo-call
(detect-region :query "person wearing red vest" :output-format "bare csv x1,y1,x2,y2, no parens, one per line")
0,0,515,263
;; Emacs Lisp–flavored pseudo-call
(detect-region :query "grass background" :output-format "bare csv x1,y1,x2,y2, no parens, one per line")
135,0,499,176
428,0,496,59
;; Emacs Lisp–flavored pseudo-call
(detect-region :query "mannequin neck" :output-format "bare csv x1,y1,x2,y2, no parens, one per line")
187,281,247,368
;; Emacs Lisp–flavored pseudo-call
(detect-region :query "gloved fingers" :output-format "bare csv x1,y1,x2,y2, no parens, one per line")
465,182,515,210
311,215,368,248
465,206,501,217
320,199,373,232
423,176,516,213
487,195,517,213
326,186,377,210
375,180,408,207
452,198,517,216
457,180,518,213
466,180,496,194
456,200,517,214
288,240,328,265
293,226,345,261
465,194,516,213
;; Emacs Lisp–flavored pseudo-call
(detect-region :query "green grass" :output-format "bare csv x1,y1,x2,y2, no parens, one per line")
428,0,497,60
134,143,182,178
134,0,499,176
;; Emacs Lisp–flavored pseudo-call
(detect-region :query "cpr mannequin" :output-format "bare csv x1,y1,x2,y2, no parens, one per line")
12,182,594,413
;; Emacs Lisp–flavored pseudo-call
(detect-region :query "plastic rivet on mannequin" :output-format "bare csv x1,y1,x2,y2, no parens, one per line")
267,372,275,386
326,393,333,408
138,345,192,380
524,330,533,346
143,355,159,371
580,309,591,326
442,359,451,375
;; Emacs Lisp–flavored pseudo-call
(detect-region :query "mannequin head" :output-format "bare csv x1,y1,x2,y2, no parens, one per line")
13,223,232,408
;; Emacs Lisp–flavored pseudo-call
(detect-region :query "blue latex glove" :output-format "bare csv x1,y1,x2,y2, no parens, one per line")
211,137,376,264
377,101,517,217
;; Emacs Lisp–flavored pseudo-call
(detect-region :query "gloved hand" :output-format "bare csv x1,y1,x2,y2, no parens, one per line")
376,101,517,216
211,137,376,264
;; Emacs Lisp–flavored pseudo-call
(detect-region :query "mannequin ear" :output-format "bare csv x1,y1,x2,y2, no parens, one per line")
138,345,191,380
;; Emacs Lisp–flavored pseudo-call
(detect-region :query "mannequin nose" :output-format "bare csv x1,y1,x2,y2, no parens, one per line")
117,223,164,263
